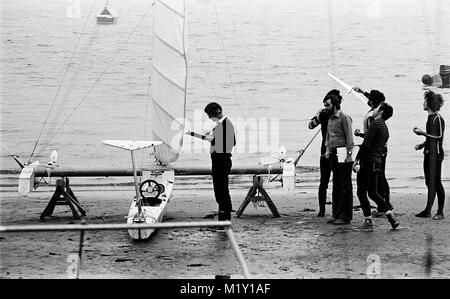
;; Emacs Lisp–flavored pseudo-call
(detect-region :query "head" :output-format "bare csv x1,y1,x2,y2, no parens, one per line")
323,94,341,113
375,102,393,121
204,102,223,121
423,90,444,112
368,90,385,108
325,89,342,101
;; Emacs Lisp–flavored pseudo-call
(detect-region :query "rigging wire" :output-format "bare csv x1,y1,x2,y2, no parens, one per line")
28,0,96,164
35,4,154,159
211,0,245,119
192,46,219,101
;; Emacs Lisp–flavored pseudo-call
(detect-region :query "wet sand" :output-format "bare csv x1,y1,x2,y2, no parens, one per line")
0,174,449,279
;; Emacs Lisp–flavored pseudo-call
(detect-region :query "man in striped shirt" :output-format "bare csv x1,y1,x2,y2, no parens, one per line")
354,88,393,214
353,103,400,231
324,95,354,225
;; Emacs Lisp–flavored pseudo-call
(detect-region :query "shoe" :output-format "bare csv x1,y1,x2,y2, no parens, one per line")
317,210,325,217
432,214,445,220
415,211,431,218
218,210,231,221
371,210,385,218
355,219,373,231
327,218,336,224
332,219,351,225
386,213,400,229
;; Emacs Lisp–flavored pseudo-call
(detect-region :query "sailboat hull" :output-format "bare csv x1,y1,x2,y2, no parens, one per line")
127,170,175,240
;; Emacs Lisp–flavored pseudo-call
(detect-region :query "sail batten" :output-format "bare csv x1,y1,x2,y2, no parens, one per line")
153,32,185,57
151,0,187,164
152,66,185,92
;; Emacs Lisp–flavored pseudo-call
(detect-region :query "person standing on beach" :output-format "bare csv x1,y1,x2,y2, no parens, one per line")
353,88,393,215
413,91,446,220
203,102,236,221
308,90,342,217
324,95,354,225
353,103,400,231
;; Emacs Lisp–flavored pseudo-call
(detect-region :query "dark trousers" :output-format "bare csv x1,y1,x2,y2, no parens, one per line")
374,153,391,212
357,161,390,217
211,153,232,219
423,153,445,214
318,156,332,211
330,154,353,221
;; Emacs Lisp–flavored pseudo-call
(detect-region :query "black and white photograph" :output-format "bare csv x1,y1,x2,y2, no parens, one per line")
0,0,449,283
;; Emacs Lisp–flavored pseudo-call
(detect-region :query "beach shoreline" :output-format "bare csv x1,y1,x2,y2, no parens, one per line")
1,174,449,279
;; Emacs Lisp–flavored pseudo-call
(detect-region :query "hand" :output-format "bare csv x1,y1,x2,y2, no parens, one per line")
345,152,353,163
352,160,360,173
413,127,424,136
414,143,425,151
353,86,362,93
324,151,330,159
185,130,192,135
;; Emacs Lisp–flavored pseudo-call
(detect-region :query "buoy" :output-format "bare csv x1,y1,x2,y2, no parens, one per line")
422,74,432,85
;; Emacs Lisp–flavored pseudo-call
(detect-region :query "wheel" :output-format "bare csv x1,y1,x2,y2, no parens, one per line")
139,179,161,199
158,183,165,194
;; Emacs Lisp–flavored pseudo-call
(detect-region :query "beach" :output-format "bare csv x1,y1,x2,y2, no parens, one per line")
1,173,449,279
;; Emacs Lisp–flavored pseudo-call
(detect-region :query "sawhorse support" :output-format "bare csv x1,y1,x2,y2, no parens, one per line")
236,175,280,218
40,178,86,221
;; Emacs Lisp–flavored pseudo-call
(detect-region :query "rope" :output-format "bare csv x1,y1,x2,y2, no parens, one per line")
35,5,153,158
28,0,96,163
211,0,245,119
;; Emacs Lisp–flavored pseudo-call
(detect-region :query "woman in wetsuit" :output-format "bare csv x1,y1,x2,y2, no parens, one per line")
413,91,446,220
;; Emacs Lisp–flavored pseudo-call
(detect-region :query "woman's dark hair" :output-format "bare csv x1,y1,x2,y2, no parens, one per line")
204,102,222,116
379,102,393,121
369,90,385,107
424,90,444,112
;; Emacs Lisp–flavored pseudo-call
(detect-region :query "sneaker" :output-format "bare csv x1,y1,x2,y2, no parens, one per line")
355,219,373,231
332,219,351,225
386,213,400,229
327,217,336,224
432,214,445,220
415,211,431,218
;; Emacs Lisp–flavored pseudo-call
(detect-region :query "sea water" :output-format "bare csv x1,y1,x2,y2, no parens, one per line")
0,0,449,189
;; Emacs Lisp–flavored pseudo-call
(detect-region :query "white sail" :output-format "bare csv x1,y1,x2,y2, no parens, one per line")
151,0,187,164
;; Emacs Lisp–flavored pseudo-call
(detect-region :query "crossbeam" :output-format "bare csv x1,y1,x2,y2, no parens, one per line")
30,165,283,178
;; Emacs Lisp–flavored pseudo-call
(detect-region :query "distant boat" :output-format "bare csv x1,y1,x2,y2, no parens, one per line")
96,4,118,25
